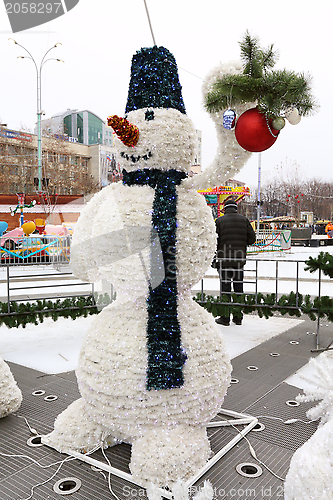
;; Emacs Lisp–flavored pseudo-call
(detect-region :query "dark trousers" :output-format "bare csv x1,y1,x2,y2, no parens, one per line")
219,268,244,320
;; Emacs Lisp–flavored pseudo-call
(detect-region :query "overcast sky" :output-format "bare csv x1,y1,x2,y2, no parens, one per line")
0,0,332,189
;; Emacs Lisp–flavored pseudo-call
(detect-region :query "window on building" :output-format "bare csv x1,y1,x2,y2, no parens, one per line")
48,152,57,162
64,115,72,137
88,113,103,145
77,114,83,143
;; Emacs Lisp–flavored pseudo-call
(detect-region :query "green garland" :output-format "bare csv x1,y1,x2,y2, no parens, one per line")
194,291,333,323
204,30,317,119
0,293,113,329
1,289,332,329
304,251,333,278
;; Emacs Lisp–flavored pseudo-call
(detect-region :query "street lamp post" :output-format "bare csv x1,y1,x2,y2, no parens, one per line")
256,152,262,236
9,39,63,195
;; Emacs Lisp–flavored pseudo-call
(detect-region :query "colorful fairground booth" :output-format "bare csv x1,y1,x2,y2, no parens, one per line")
198,185,251,218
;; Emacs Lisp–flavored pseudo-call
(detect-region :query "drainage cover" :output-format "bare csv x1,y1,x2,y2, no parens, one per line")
236,462,263,478
32,390,45,396
286,400,300,407
247,365,258,371
270,352,280,357
44,395,58,402
289,340,299,345
27,435,43,447
53,477,82,495
230,378,239,384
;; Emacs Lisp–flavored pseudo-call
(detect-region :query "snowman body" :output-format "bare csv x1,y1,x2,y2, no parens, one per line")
0,357,22,418
44,107,232,485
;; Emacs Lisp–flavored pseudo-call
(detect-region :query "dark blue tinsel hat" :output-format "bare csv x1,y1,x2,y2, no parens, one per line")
125,46,186,115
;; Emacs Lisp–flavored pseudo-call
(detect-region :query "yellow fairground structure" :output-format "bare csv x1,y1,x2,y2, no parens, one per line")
198,185,250,217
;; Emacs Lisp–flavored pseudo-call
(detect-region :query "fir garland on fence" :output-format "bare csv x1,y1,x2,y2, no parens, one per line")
193,291,333,323
1,290,332,329
0,293,112,329
304,251,333,279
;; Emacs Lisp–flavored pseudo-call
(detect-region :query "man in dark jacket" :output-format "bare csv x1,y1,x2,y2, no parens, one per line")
215,199,256,326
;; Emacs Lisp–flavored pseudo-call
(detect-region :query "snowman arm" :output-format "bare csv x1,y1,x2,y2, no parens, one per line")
183,61,255,191
184,104,254,191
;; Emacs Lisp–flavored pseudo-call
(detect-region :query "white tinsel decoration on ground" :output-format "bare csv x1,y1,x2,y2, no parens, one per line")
146,479,214,500
0,357,22,418
42,54,254,486
284,352,333,500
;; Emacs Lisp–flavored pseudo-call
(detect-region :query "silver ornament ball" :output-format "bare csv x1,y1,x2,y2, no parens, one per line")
272,117,286,131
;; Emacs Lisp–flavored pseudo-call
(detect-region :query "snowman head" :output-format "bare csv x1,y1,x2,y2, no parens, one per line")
108,46,196,174
109,108,196,173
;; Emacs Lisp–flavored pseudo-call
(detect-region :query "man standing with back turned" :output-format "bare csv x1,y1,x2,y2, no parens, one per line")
214,199,256,326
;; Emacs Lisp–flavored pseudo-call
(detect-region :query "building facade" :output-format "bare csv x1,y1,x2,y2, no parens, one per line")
40,109,115,147
0,126,120,197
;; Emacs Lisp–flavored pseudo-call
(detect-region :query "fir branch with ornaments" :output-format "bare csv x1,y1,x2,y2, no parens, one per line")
204,31,317,152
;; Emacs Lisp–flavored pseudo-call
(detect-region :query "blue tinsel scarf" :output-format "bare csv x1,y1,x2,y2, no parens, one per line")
122,168,187,390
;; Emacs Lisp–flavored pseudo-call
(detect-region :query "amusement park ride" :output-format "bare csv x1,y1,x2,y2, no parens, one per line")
0,192,70,262
197,184,250,218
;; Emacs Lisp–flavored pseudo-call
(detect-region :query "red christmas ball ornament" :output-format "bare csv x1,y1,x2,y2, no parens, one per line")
297,200,300,203
235,107,280,152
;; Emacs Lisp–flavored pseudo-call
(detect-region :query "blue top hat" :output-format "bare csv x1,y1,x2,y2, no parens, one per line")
125,46,186,115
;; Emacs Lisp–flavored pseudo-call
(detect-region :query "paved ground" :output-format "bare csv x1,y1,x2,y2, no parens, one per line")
1,314,332,500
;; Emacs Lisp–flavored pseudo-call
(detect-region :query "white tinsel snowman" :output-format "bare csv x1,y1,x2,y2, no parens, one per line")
284,352,333,500
0,356,22,418
42,47,253,486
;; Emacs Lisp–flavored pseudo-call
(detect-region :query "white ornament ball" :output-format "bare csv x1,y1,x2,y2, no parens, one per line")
286,108,301,125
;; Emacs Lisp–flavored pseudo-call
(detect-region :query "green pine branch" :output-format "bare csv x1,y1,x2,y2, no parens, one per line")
204,30,317,118
304,252,333,278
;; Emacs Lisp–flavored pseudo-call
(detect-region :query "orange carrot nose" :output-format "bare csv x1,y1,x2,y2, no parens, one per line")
107,115,139,147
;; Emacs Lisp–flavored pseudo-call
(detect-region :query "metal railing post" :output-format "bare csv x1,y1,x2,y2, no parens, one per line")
255,260,258,304
6,265,10,313
296,261,299,307
275,261,279,304
316,268,321,350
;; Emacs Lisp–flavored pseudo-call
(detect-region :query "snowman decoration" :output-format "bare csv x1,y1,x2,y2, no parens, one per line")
0,357,22,418
284,352,333,500
42,46,253,486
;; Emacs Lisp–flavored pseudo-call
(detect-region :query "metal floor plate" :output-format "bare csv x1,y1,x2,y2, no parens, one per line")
1,316,332,500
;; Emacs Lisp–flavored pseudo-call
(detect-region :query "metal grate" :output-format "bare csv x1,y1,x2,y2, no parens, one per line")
1,317,327,500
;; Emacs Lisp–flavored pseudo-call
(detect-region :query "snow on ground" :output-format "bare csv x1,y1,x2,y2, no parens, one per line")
0,313,303,374
0,315,94,374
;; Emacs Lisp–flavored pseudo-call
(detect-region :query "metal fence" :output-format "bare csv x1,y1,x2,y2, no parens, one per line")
0,266,94,314
197,256,332,350
1,253,331,349
0,230,292,268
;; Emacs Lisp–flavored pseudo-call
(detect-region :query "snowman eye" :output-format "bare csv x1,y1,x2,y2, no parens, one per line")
145,110,155,121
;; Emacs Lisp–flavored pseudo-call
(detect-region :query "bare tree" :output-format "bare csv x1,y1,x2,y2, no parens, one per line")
0,127,99,218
